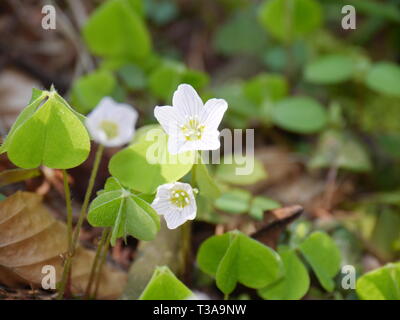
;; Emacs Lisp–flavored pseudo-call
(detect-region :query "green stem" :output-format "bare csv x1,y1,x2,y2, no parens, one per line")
57,170,73,300
93,228,112,299
57,257,72,300
85,228,109,299
62,170,73,253
181,220,192,277
71,144,104,254
58,144,104,299
224,293,229,300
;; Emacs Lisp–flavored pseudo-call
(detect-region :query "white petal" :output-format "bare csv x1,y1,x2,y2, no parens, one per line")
154,106,182,135
172,84,203,118
202,98,228,130
85,97,138,147
163,209,188,229
167,132,189,155
151,182,197,229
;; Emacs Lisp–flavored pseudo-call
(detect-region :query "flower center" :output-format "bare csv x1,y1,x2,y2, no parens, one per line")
181,116,205,141
170,189,190,208
99,120,119,139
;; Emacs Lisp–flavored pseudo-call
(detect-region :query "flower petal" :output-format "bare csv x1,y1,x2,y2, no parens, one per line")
172,84,203,118
202,98,228,131
85,97,138,147
154,106,182,135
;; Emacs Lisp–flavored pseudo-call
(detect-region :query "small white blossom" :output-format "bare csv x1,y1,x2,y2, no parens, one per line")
85,97,138,147
151,182,197,229
154,84,228,155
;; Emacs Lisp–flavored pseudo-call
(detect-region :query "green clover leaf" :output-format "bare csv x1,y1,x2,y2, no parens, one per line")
87,177,160,245
109,126,195,194
356,262,400,300
139,266,193,300
197,230,283,295
0,88,90,169
299,231,341,292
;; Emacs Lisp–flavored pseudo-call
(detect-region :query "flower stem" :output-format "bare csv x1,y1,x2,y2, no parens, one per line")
224,293,229,300
62,170,73,252
56,170,73,300
71,144,104,254
93,228,112,299
58,144,104,299
85,227,109,299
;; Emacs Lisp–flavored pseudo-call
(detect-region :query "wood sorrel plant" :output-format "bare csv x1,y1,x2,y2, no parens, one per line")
0,82,230,299
0,87,90,169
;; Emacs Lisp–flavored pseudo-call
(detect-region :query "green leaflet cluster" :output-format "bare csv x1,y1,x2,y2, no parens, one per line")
196,229,341,300
87,177,160,244
197,230,283,295
0,88,90,169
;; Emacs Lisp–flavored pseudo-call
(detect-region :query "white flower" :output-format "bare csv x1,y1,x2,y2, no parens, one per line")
85,97,138,147
154,84,228,155
151,182,197,229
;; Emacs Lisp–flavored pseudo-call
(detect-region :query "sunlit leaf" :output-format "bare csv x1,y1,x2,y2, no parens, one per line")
139,266,192,300
109,127,195,194
1,89,90,169
356,262,400,300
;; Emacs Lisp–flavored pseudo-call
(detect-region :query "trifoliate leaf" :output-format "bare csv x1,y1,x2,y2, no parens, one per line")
139,266,192,300
87,181,160,244
197,231,283,294
1,89,90,169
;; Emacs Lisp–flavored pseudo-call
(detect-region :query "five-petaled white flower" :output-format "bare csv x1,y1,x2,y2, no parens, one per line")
85,97,138,147
151,182,197,229
154,84,228,155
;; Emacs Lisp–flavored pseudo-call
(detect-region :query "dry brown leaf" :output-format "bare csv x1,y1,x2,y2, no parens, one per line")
0,191,127,299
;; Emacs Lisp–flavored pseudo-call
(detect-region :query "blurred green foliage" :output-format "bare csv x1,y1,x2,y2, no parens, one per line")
72,0,400,300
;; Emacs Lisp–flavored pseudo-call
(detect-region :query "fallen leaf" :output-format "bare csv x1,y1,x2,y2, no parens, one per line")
0,191,127,299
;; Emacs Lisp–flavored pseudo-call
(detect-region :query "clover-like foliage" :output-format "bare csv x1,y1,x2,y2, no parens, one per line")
139,266,192,300
87,177,160,245
197,230,283,295
0,88,90,169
